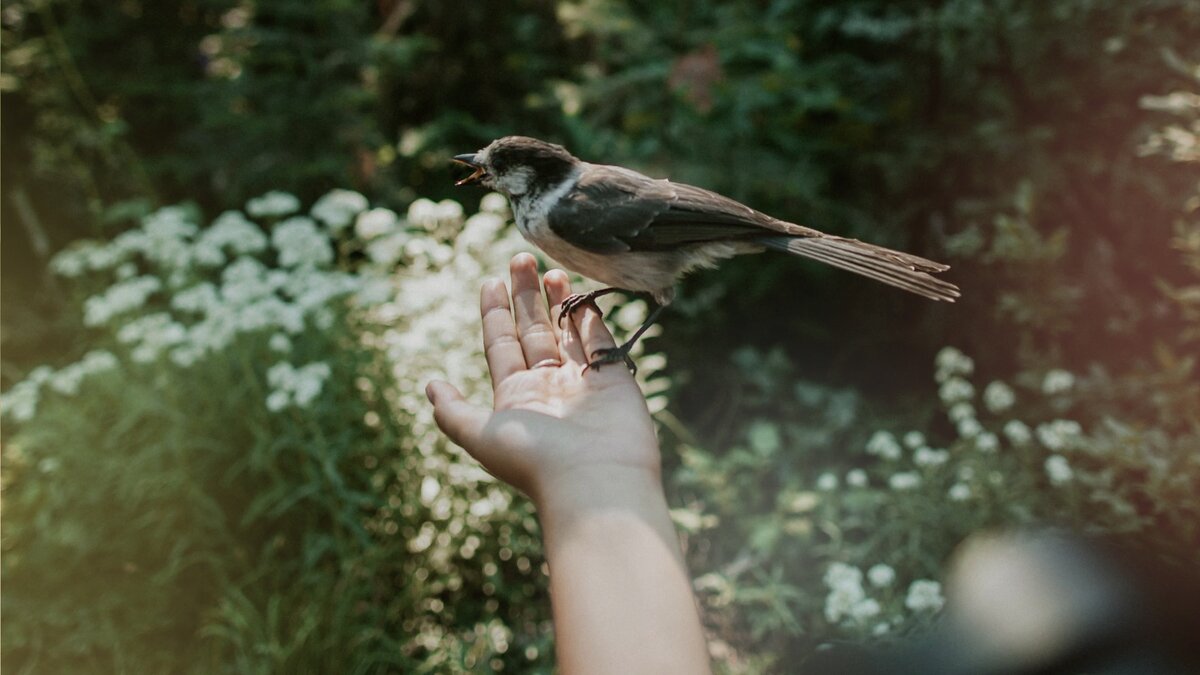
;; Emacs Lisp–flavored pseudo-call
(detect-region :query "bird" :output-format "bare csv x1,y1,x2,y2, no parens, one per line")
452,136,959,372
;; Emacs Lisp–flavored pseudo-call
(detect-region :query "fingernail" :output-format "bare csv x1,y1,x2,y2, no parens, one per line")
425,381,437,403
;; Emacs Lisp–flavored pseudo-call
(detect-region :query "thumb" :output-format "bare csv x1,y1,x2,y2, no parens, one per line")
425,380,489,452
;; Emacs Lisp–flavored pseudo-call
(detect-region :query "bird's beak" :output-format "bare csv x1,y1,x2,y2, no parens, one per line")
452,153,487,186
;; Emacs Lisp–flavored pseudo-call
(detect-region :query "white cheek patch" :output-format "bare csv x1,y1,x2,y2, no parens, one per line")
494,167,534,196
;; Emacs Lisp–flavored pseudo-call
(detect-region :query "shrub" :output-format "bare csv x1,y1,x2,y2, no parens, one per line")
1,187,668,673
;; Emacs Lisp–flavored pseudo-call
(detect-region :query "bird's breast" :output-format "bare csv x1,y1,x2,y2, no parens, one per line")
511,196,678,300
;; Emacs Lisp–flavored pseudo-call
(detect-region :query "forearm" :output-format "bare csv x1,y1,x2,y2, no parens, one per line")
535,464,711,675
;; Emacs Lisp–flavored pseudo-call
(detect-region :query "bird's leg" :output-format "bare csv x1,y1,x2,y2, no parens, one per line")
558,287,620,327
586,303,667,376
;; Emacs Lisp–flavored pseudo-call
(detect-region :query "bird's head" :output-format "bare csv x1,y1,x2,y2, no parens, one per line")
453,136,579,197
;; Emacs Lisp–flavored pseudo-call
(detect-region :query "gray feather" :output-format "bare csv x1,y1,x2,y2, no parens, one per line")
761,236,960,302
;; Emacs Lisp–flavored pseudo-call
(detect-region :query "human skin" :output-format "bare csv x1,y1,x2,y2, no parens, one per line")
426,253,711,675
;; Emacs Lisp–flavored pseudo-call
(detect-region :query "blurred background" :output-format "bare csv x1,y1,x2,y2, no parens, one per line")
2,1,1198,673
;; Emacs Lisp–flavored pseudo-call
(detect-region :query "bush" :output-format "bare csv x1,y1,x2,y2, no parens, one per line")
0,188,667,673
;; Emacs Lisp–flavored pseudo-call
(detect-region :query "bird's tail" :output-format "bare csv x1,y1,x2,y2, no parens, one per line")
760,235,960,302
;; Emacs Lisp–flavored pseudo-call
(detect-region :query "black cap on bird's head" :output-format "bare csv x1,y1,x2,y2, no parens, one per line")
452,136,579,196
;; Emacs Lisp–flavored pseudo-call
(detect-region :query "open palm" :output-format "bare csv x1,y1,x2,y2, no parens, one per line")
426,254,660,501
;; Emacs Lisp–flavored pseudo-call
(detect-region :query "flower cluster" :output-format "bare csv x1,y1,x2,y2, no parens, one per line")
866,430,902,460
266,361,333,411
0,351,119,422
245,190,301,218
272,217,334,268
6,190,388,420
311,189,370,232
1041,369,1075,395
903,580,945,613
823,561,943,635
983,380,1016,413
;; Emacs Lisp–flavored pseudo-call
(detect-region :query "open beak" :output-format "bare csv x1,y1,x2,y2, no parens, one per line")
452,153,487,186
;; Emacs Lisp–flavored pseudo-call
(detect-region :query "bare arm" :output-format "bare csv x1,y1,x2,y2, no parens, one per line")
426,253,710,675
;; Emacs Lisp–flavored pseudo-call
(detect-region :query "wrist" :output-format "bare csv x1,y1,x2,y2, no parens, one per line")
532,462,667,524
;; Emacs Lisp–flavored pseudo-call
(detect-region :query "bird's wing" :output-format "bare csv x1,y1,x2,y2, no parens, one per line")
547,165,958,301
547,165,793,253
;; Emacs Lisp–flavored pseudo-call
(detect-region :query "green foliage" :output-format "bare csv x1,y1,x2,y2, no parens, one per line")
667,340,1199,671
1,193,584,673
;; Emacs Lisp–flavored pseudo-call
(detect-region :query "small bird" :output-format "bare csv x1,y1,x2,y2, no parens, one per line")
453,136,959,372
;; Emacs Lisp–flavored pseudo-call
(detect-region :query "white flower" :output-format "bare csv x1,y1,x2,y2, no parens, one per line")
408,198,464,231
80,350,118,374
139,207,200,270
748,421,781,454
269,333,292,353
983,380,1016,413
948,483,972,501
1036,419,1083,451
934,347,974,382
867,564,895,588
116,262,137,279
292,362,331,406
272,217,333,268
28,366,54,385
903,431,926,449
889,471,922,490
456,212,506,251
914,447,950,467
265,360,332,410
265,390,289,412
50,245,90,277
246,190,301,218
948,401,976,423
354,207,399,241
956,417,983,438
825,562,863,590
203,211,268,256
905,580,945,612
849,598,882,622
846,469,868,487
355,278,395,307
1042,369,1075,395
420,475,441,505
866,430,902,460
974,432,999,453
366,233,410,267
823,563,866,623
939,377,975,404
49,365,85,395
1,379,41,421
1003,420,1032,445
172,282,220,314
170,346,203,368
83,276,163,326
479,192,510,215
816,472,839,491
311,189,369,231
1045,454,1074,485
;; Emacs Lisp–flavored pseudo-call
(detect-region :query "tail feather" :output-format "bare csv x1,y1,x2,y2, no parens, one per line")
761,235,960,302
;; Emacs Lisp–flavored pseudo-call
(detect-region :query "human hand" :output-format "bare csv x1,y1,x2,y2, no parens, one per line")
425,253,660,504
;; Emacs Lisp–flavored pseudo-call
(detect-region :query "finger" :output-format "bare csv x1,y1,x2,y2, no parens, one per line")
509,253,560,367
480,278,525,389
426,380,489,453
544,270,587,365
572,294,619,359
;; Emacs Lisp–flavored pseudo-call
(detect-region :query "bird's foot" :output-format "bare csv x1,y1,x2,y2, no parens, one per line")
585,347,637,376
558,292,604,327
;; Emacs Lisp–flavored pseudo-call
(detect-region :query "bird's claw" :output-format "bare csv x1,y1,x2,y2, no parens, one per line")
558,292,604,327
585,347,637,376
